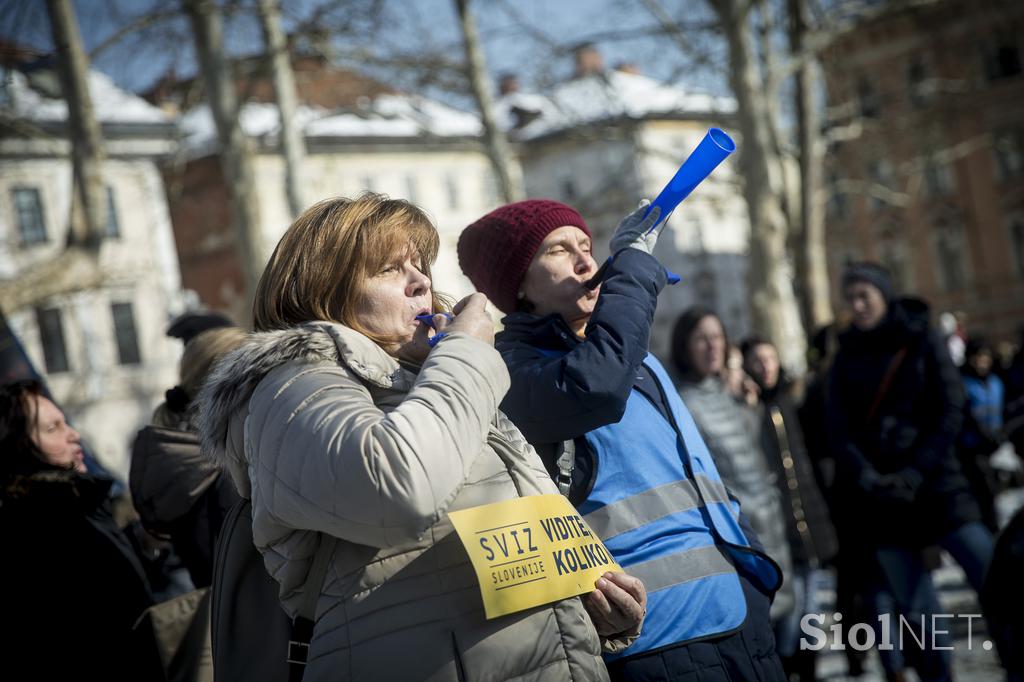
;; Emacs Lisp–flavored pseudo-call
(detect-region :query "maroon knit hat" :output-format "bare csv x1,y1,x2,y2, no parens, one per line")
458,199,591,314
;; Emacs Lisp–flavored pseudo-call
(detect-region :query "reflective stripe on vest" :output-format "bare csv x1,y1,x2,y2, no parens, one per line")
582,355,781,657
584,474,731,541
625,543,736,593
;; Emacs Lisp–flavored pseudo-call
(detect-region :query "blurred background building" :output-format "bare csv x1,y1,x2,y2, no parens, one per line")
822,0,1024,340
498,44,755,359
2,0,1023,490
149,53,501,318
0,46,183,479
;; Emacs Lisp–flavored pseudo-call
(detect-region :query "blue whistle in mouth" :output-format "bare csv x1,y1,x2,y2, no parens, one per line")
415,313,453,329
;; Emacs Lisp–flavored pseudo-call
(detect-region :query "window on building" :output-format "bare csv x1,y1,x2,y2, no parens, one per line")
907,57,929,108
404,175,418,204
827,171,848,220
111,302,141,365
0,69,11,108
934,224,967,292
835,249,861,279
857,77,880,119
561,177,577,201
693,270,718,311
1010,217,1024,278
983,40,1022,81
445,173,459,210
923,157,955,197
35,307,69,373
994,129,1024,181
867,159,894,210
12,187,46,245
880,239,913,293
105,186,120,238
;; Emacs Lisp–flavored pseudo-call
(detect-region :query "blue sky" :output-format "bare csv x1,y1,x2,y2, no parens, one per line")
0,0,729,102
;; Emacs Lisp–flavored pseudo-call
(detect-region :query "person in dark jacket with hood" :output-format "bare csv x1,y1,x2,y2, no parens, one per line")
826,261,994,682
981,505,1024,681
956,337,1004,533
130,325,247,588
0,380,158,680
459,198,785,681
742,334,838,682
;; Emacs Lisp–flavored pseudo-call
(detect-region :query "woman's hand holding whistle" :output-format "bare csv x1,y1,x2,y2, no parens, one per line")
413,293,495,356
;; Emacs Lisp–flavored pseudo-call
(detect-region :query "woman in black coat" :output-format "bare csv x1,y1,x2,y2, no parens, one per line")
826,262,994,682
130,326,246,588
0,380,157,681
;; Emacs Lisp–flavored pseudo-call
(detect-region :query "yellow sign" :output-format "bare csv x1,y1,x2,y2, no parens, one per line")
448,494,622,619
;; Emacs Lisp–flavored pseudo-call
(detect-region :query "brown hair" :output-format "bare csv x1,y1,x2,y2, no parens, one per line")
179,327,249,397
670,305,727,379
0,380,56,478
253,193,447,337
152,326,250,428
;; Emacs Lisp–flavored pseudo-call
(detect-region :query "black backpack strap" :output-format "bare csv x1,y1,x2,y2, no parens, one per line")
287,534,338,681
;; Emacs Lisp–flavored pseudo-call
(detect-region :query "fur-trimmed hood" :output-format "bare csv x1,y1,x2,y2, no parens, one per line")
196,321,413,479
0,471,112,517
193,320,608,681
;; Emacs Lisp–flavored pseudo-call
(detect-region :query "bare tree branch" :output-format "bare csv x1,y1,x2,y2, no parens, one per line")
0,250,105,312
454,0,522,202
183,0,265,317
257,0,307,218
87,9,179,61
639,0,730,79
47,0,107,250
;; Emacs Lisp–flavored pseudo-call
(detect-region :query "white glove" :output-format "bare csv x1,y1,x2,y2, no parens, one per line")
608,201,664,256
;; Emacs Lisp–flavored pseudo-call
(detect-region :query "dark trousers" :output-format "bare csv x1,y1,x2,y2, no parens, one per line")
607,573,786,682
870,521,995,681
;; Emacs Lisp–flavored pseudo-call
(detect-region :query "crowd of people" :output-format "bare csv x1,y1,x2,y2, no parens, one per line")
3,192,1023,681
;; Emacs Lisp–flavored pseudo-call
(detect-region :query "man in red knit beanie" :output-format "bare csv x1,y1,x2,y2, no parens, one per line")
457,199,592,314
457,198,788,680
458,198,665,319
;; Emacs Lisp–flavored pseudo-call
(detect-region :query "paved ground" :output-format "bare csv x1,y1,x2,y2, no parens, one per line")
810,487,1023,681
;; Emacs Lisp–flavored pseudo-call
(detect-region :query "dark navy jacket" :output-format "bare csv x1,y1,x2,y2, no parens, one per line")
495,247,785,666
495,248,774,571
827,297,979,545
497,249,666,503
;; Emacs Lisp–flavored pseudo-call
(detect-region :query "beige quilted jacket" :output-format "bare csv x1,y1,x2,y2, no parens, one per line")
198,322,607,681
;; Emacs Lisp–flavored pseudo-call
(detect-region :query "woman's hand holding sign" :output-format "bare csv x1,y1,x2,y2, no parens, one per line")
584,571,647,649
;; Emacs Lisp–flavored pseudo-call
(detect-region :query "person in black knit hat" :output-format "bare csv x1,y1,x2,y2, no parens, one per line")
826,260,997,681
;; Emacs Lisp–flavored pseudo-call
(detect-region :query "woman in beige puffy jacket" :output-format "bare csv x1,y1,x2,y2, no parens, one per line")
198,194,644,681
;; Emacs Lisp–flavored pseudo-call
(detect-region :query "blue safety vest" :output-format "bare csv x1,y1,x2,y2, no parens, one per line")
578,355,781,658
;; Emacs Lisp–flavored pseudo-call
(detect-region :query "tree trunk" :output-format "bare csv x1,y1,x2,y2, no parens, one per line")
788,0,833,330
184,0,265,316
46,0,106,249
6,0,110,313
454,0,523,203
754,0,793,229
710,0,807,373
257,0,307,219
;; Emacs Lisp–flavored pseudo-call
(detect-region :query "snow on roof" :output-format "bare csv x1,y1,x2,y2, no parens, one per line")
500,71,737,139
179,90,482,157
2,67,170,125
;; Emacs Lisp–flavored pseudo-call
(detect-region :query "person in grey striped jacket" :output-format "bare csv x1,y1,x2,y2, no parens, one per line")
671,306,795,622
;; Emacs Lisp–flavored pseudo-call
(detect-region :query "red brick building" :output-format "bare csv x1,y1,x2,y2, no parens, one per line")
822,0,1024,342
151,55,496,319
